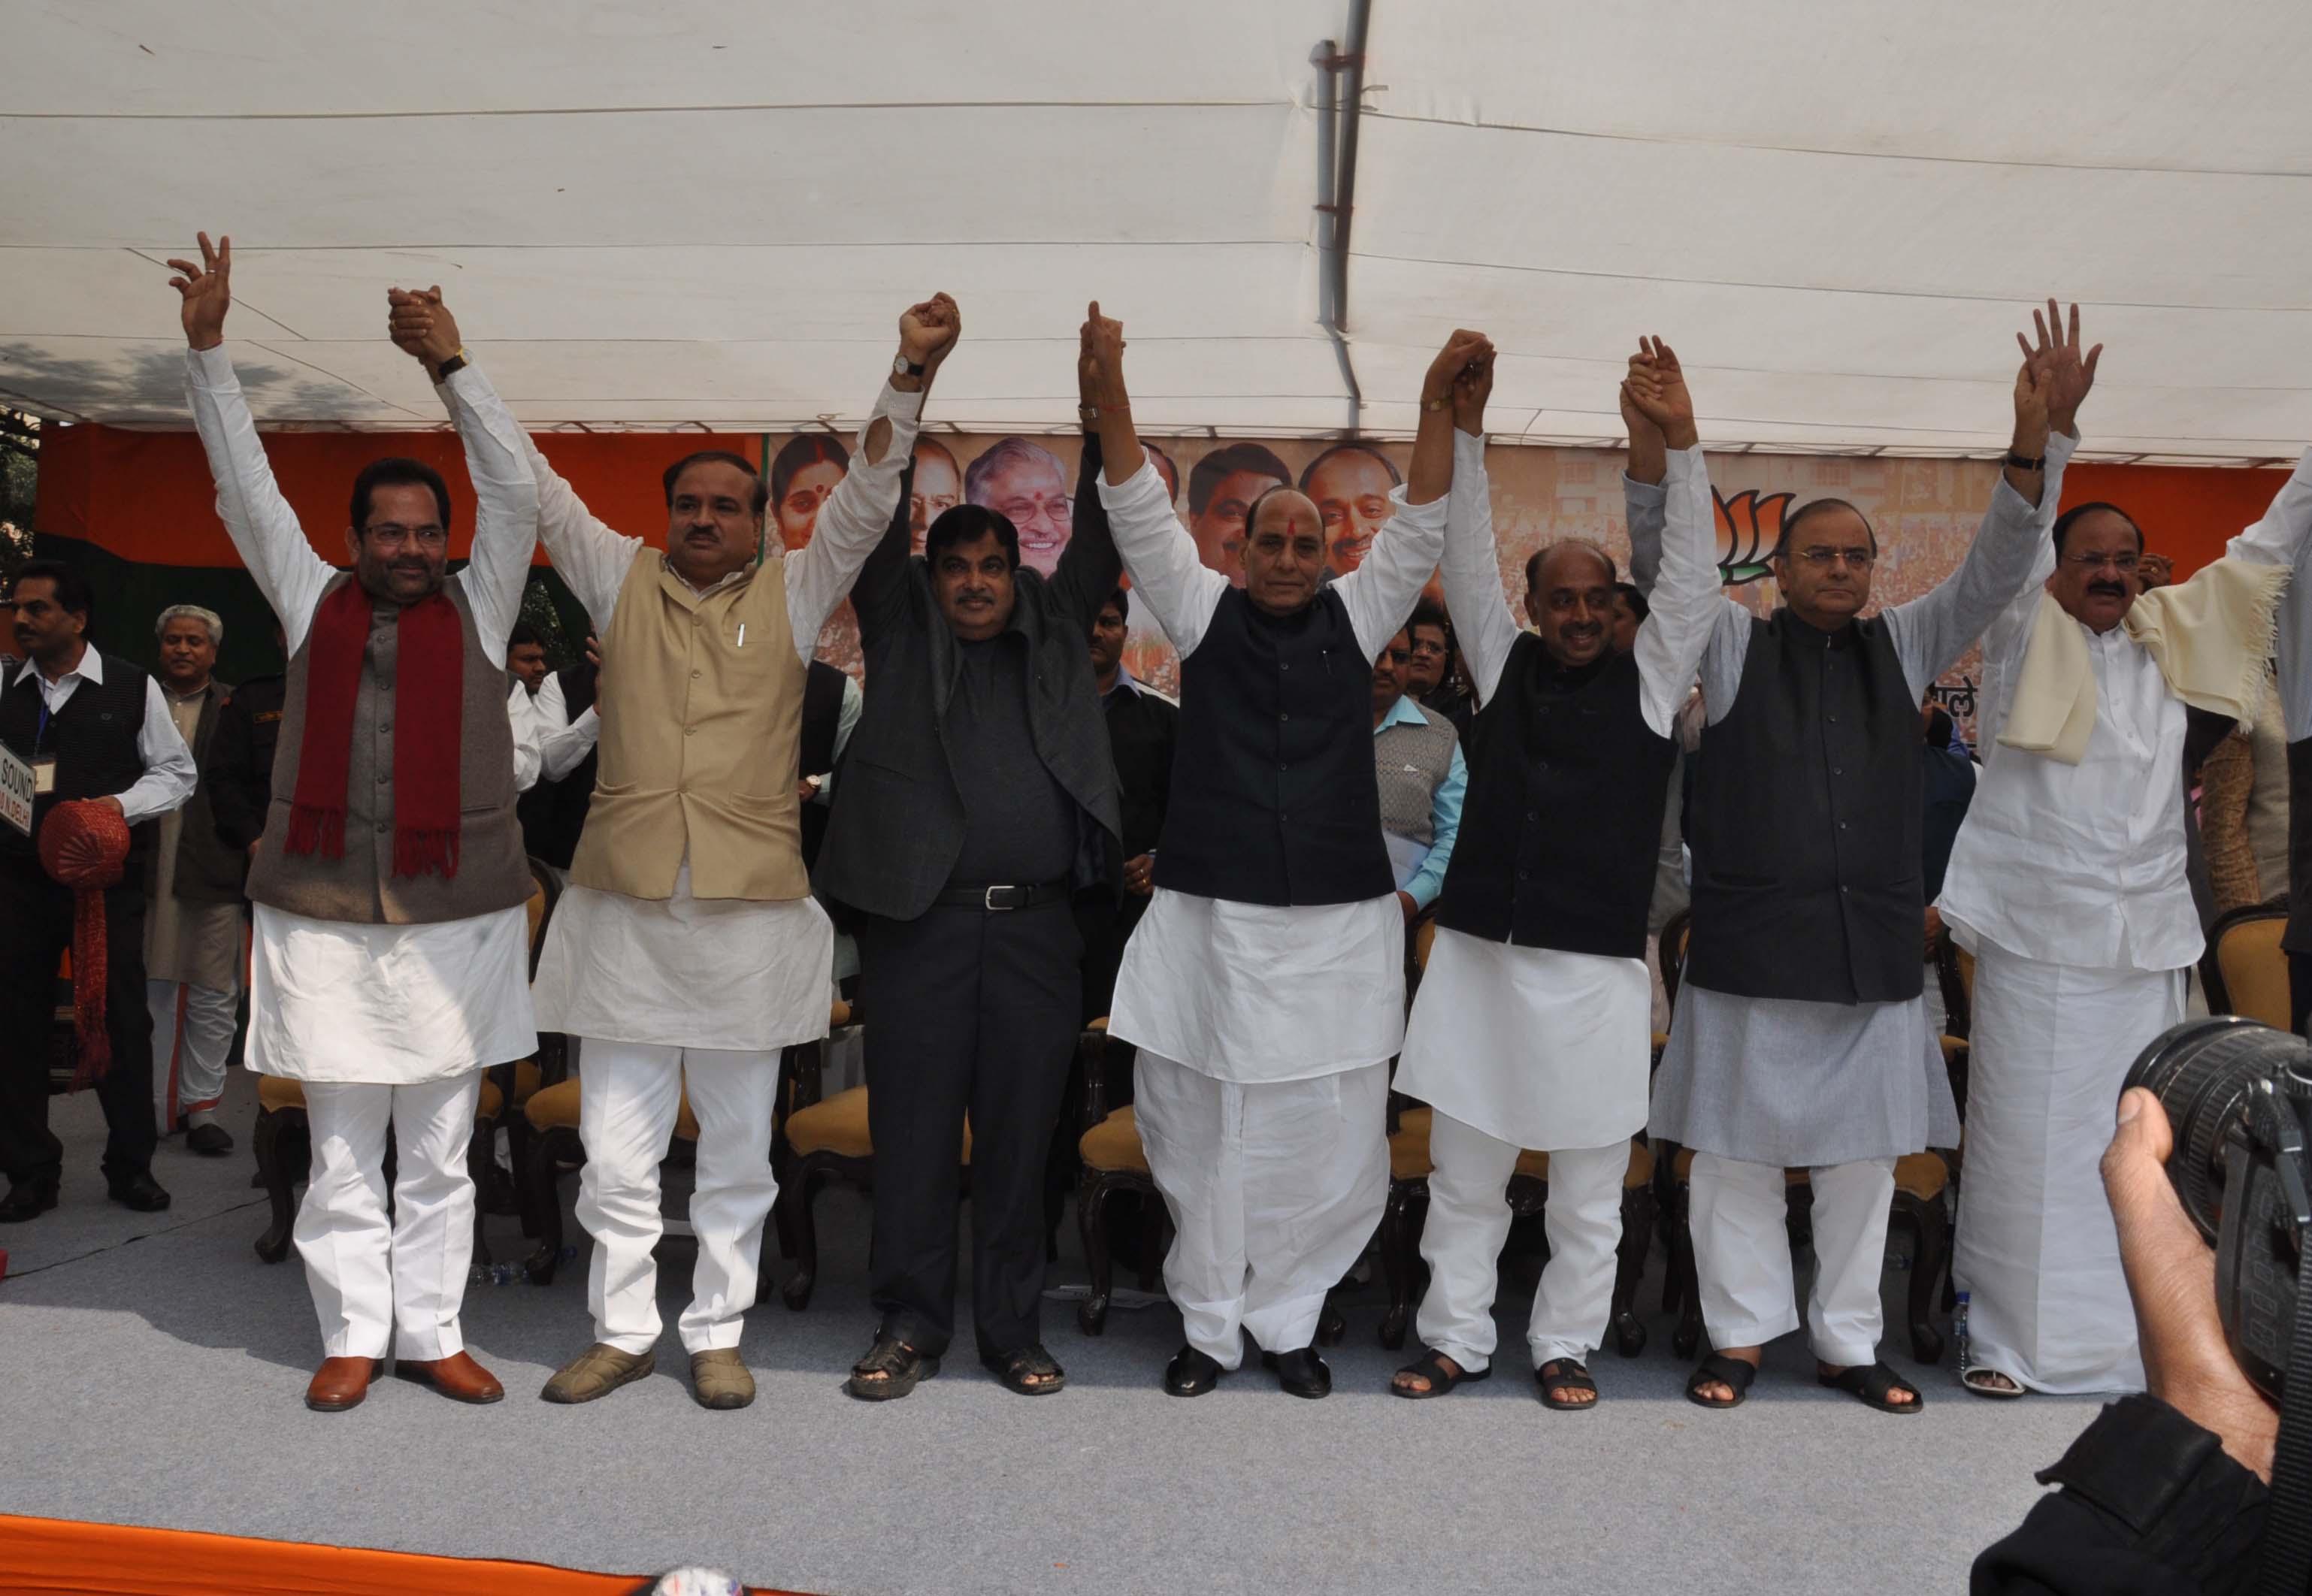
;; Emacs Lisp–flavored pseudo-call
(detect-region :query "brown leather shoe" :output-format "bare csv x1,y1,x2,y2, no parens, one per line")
392,1350,505,1404
304,1357,383,1412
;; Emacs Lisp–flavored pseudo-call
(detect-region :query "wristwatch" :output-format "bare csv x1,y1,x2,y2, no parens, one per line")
434,347,470,381
2003,449,2045,471
893,354,927,379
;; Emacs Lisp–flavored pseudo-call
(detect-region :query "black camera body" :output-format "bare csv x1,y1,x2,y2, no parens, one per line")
2127,1015,2312,1404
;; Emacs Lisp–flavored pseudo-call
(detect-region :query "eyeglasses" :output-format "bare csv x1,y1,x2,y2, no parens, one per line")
364,522,447,547
1790,547,1875,569
2061,552,2141,573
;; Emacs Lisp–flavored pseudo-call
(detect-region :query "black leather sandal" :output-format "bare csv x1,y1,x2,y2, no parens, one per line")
1536,1357,1598,1411
1391,1347,1490,1398
1684,1353,1757,1410
1818,1360,1923,1413
846,1333,940,1401
982,1344,1067,1395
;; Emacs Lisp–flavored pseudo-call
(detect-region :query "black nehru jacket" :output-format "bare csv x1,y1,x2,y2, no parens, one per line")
0,653,155,866
796,657,846,872
1436,634,1676,960
1684,610,1923,1005
1104,683,1178,860
1154,586,1394,907
204,672,285,855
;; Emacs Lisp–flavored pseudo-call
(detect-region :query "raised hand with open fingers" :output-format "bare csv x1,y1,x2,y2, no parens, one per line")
165,232,232,350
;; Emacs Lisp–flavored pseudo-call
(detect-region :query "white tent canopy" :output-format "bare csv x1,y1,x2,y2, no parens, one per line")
5,0,2310,459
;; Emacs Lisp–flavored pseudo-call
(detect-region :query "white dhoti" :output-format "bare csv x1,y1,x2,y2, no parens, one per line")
1690,1150,1896,1366
147,976,238,1125
1953,942,2178,1393
1133,1050,1389,1366
295,1073,483,1360
576,1040,781,1355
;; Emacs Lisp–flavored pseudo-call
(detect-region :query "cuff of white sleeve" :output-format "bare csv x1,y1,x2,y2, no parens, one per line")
1097,455,1171,511
1662,443,1708,487
872,381,926,424
186,343,238,388
1389,481,1451,524
1454,429,1488,461
1621,471,1667,503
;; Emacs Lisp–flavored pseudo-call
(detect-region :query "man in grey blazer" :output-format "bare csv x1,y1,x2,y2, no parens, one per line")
815,338,1123,1401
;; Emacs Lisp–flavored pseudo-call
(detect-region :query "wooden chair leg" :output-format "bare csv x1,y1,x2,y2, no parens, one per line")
1316,1293,1347,1347
779,1164,822,1310
1377,1178,1421,1350
1903,1193,1950,1365
1611,1184,1654,1358
1077,1171,1115,1336
522,1126,572,1286
467,1120,493,1270
253,1106,298,1264
1669,1178,1702,1360
507,1114,540,1239
1136,1192,1167,1293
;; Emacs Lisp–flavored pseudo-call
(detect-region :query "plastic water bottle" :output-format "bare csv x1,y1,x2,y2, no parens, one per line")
1953,1289,1972,1373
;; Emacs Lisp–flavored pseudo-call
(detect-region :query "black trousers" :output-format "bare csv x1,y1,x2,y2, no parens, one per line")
0,854,157,1185
2292,950,2312,1037
858,899,1082,1359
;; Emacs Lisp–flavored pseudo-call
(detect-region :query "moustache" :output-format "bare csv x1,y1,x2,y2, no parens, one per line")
2087,581,2128,598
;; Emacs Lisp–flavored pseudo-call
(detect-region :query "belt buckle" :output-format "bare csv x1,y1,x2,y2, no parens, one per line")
983,884,1023,912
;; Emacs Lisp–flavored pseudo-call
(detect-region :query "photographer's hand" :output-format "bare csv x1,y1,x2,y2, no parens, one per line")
2105,1087,2280,1482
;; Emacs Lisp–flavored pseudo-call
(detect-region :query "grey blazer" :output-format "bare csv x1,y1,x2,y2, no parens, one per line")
814,443,1124,922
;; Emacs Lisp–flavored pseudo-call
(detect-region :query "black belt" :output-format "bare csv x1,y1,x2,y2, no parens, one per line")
933,878,1071,911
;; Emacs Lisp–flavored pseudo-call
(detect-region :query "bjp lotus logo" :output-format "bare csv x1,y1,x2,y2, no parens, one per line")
1715,488,1791,586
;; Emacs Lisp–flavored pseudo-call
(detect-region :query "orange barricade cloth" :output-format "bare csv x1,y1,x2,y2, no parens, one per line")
36,800,130,1087
0,1513,806,1596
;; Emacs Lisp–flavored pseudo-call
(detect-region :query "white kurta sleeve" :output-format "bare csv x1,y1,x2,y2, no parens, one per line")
117,676,197,823
1439,429,1524,704
2238,449,2312,741
1336,486,1447,662
504,433,643,634
1968,431,2081,754
1631,444,1721,737
507,681,543,792
434,363,539,667
183,344,336,653
1098,457,1230,657
783,382,927,664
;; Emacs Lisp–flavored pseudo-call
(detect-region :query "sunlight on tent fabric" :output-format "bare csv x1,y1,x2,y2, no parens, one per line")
3,0,2309,458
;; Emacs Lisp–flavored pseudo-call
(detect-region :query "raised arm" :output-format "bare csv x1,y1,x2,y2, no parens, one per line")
1336,329,1492,659
1439,349,1524,702
1621,355,1672,595
384,289,536,663
390,288,636,630
169,233,334,651
1622,340,1720,736
1049,339,1125,624
1888,301,2091,696
782,295,953,656
1087,304,1230,654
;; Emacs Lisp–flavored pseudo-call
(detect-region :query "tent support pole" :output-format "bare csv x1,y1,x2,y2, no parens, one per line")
1312,0,1369,437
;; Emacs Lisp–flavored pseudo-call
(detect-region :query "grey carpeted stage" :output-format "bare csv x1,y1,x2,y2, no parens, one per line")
2,1070,2099,1594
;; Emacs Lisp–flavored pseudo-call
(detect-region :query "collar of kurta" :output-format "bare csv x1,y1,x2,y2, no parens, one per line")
1999,555,2289,764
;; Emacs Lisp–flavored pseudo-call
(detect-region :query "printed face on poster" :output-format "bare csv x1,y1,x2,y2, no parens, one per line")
776,430,2010,745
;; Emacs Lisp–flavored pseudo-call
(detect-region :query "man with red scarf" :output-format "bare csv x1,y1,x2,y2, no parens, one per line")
170,233,540,1413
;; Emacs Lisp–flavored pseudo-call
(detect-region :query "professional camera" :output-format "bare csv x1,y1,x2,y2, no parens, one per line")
2126,1014,2312,1402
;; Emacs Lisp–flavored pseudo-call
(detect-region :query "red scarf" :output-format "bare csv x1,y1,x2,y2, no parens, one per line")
38,799,129,1088
283,580,465,878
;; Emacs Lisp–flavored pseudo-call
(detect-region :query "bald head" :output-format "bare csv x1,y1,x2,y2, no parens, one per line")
1242,487,1327,617
1522,538,1621,670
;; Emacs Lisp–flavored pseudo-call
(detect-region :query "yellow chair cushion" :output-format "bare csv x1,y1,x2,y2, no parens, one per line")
785,1086,971,1163
261,1073,499,1124
258,1075,306,1113
2218,915,2292,1030
1079,1105,1148,1174
1671,1146,1947,1202
829,999,855,1030
511,1057,542,1106
524,1078,699,1140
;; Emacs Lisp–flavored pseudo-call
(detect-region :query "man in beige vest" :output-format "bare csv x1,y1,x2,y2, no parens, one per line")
170,233,539,1413
395,287,958,1410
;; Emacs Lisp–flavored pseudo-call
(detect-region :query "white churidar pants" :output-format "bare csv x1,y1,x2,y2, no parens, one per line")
1953,943,2176,1393
1690,1150,1896,1367
575,1040,780,1356
147,978,238,1125
1133,1051,1388,1367
294,1072,482,1361
1415,1112,1629,1371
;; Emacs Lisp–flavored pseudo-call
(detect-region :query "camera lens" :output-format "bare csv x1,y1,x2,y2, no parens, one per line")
2124,1016,2310,1244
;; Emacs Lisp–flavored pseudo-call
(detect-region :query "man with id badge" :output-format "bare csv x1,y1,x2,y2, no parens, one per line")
0,561,196,1223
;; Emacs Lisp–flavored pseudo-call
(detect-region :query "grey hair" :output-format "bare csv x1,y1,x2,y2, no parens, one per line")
155,603,223,645
964,437,1068,507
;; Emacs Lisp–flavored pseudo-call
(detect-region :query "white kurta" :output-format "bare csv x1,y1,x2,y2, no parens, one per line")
1396,431,1720,1151
1099,458,1445,1078
184,343,540,1087
497,376,922,1053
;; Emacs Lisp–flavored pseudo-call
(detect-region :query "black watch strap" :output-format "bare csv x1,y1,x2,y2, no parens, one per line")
434,350,469,381
2004,449,2045,471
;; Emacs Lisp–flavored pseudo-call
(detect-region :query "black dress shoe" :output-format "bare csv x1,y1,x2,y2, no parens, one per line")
106,1171,172,1212
1271,1347,1332,1399
0,1177,60,1223
185,1122,235,1157
1163,1344,1224,1398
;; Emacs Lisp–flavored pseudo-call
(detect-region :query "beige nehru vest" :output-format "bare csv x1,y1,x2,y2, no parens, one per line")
247,573,533,926
570,549,810,902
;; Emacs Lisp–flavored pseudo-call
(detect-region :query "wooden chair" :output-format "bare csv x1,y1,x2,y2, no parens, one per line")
1073,1019,1168,1335
2204,904,2292,1029
253,874,549,1265
1374,1106,1657,1356
767,1001,960,1310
